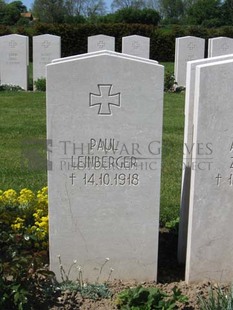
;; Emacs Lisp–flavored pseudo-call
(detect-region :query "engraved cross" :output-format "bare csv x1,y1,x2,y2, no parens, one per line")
90,85,120,115
9,40,17,48
42,40,50,48
187,42,195,50
97,40,105,48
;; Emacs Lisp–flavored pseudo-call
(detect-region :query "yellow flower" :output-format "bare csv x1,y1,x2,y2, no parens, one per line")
37,187,48,206
1,189,17,205
18,188,35,206
11,217,25,231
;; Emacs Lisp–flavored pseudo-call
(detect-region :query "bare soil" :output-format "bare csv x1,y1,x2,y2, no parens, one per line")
49,230,228,309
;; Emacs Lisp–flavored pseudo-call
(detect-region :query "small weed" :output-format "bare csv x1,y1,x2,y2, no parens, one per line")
199,285,233,310
57,255,112,300
165,217,180,233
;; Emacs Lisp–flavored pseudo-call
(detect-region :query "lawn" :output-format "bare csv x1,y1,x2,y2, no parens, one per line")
0,62,184,225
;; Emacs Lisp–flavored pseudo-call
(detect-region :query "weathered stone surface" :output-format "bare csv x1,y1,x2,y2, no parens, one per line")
0,34,29,90
174,36,205,86
47,51,164,282
208,37,233,57
88,35,115,52
122,35,150,59
186,58,233,283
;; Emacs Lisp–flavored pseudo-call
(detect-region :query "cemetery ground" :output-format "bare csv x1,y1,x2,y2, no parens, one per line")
0,64,232,309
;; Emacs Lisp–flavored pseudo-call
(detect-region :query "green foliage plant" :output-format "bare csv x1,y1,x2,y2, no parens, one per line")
0,187,56,309
199,285,233,310
0,84,24,91
55,255,112,300
116,285,188,309
34,78,46,91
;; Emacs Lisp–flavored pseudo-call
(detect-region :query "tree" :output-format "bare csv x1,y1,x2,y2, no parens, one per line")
158,0,184,22
0,0,7,22
221,0,233,25
112,7,160,24
111,0,146,11
32,0,66,23
0,1,27,25
186,0,222,25
78,0,106,17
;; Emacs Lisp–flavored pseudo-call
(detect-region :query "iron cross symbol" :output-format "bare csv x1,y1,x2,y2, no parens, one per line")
187,42,195,50
89,84,121,115
42,40,50,48
9,40,17,48
97,41,105,48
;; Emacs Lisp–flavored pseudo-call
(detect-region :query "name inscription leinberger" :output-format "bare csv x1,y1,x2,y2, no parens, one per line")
59,138,161,186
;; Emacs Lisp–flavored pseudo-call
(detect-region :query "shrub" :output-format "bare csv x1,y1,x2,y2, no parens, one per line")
0,84,24,91
34,78,46,91
0,187,52,309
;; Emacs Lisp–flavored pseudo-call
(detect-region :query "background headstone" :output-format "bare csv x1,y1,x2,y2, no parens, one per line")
208,37,233,57
174,36,205,86
122,35,150,59
0,36,2,83
33,34,61,87
87,34,115,52
178,54,233,264
0,34,29,90
47,51,164,282
186,58,233,283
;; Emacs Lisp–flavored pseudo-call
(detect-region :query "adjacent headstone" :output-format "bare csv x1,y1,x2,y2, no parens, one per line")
122,35,150,59
33,34,61,87
208,37,233,57
174,36,205,86
87,35,115,52
47,51,164,282
178,54,233,264
0,36,2,83
186,58,233,283
0,34,29,90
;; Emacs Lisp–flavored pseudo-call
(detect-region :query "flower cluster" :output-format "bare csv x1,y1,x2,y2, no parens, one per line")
0,187,48,251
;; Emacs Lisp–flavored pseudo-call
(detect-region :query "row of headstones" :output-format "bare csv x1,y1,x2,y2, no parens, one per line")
47,45,233,284
175,35,233,86
0,33,150,90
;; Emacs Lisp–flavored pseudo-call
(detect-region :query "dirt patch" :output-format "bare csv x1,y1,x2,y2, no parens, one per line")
49,230,228,309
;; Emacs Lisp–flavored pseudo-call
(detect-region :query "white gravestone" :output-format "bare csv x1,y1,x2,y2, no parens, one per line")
33,34,61,87
88,34,115,52
186,58,233,283
47,51,164,282
122,35,150,59
52,51,158,64
0,36,2,83
0,34,29,90
208,37,233,57
174,36,205,87
178,54,233,264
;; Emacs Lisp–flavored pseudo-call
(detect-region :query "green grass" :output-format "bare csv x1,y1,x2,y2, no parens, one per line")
0,91,46,191
0,75,185,224
161,62,174,75
160,92,185,224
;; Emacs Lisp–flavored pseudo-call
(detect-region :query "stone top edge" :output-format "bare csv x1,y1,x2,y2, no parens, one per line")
48,50,162,67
